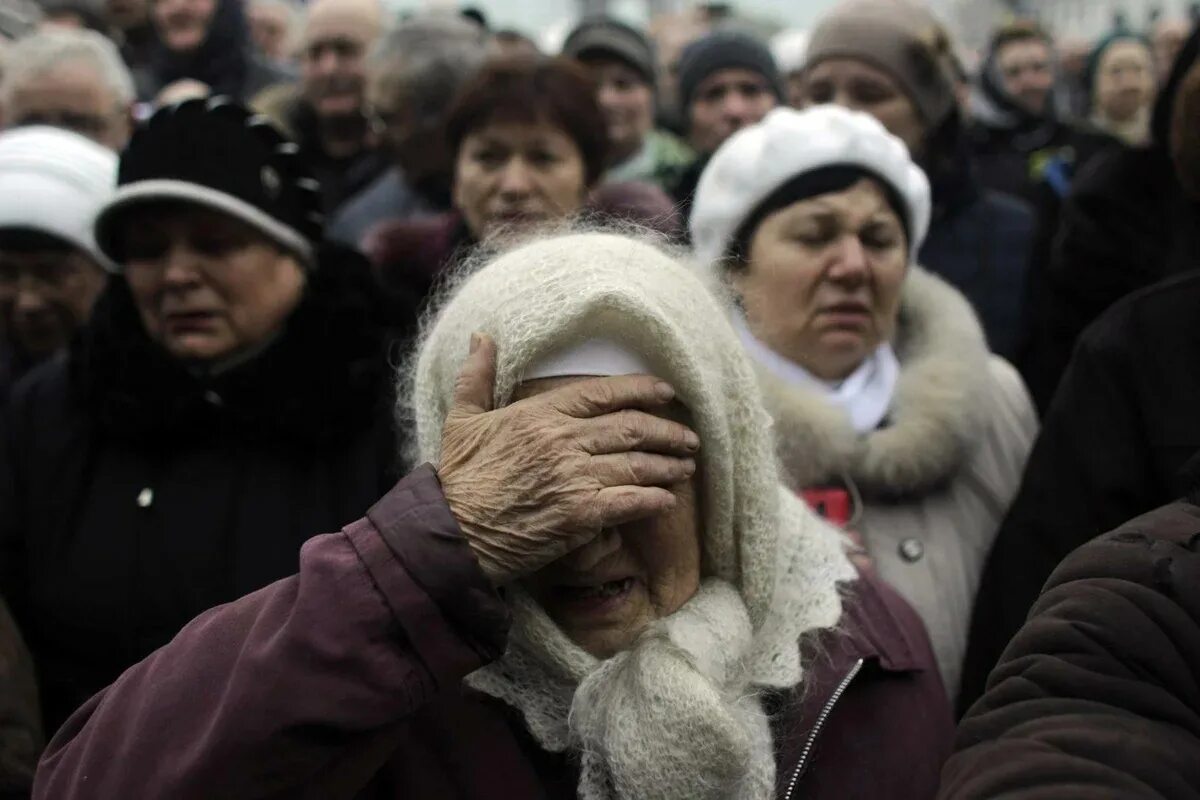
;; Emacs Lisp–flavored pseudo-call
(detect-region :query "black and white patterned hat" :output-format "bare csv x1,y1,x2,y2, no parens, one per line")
94,96,324,269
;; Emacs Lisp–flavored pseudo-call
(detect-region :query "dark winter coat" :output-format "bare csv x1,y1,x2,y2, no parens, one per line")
959,270,1200,712
0,593,41,800
327,167,441,249
942,500,1200,798
33,465,954,800
919,159,1035,361
1018,26,1200,413
0,245,400,736
134,0,293,102
285,100,389,216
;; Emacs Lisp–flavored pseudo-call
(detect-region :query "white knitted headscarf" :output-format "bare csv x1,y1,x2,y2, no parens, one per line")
407,230,855,800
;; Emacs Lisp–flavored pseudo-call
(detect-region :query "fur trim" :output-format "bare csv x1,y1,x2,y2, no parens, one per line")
759,267,992,496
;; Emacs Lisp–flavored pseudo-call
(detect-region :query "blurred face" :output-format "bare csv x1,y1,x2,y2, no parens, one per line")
301,10,378,119
515,376,702,659
688,67,777,154
152,0,217,54
805,59,927,156
0,246,106,358
248,4,291,61
6,63,132,150
1095,40,1155,122
453,120,588,242
107,0,150,31
734,179,908,381
996,38,1055,115
120,206,306,363
588,57,655,164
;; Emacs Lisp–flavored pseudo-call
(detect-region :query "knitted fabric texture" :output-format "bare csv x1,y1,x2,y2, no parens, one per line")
407,231,855,799
689,105,932,267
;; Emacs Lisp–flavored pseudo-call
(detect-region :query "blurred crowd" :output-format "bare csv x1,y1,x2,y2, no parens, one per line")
1,0,1199,797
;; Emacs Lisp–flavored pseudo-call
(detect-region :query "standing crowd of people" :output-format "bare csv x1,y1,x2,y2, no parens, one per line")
0,0,1199,797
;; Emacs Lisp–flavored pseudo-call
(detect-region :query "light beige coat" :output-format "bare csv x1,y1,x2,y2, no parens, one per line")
752,267,1037,697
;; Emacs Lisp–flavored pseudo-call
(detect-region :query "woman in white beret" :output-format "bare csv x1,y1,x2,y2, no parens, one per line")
690,104,1038,699
36,230,954,799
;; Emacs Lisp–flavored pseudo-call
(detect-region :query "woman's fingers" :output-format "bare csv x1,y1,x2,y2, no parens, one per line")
588,452,696,488
546,374,677,418
590,486,678,529
579,410,700,456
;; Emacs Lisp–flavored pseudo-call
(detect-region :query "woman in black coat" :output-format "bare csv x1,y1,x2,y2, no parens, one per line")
0,98,400,736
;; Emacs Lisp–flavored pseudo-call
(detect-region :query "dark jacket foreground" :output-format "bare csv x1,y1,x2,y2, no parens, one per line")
34,466,954,799
0,245,400,736
942,501,1200,798
959,270,1200,711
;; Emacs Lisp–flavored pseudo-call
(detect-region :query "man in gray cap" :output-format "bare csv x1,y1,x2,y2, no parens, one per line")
562,17,694,190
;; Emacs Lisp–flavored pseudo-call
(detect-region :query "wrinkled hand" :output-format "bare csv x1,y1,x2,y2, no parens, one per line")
438,334,700,587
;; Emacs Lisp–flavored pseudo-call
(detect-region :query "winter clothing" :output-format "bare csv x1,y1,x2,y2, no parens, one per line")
1018,26,1200,413
0,591,41,800
943,500,1200,798
805,0,959,127
605,129,695,191
919,155,1035,361
677,31,784,114
95,98,322,269
134,0,293,103
690,106,932,264
734,268,1035,697
34,465,953,800
0,244,399,736
967,45,1117,205
562,17,657,87
961,270,1200,712
0,127,117,271
283,96,389,216
327,167,441,249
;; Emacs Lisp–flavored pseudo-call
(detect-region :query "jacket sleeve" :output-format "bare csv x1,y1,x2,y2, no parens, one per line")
940,509,1200,799
33,464,511,800
959,325,1151,712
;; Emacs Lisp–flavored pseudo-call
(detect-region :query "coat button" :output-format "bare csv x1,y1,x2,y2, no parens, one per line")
204,390,223,406
137,488,154,508
899,538,924,563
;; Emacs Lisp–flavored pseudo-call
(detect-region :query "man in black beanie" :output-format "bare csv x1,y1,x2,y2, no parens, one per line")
670,30,782,216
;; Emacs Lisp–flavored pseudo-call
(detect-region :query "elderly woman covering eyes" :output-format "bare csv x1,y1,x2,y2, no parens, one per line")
34,231,952,800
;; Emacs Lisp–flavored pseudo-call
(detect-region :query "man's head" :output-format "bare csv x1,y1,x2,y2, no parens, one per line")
677,31,782,154
1154,18,1193,82
366,15,485,193
247,0,298,63
300,0,383,121
990,21,1056,116
0,126,116,361
2,29,135,150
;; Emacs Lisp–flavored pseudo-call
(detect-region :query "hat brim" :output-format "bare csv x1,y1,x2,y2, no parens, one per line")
94,180,315,270
0,174,116,272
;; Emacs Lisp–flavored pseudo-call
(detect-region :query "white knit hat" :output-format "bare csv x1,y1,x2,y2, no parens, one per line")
689,105,931,266
0,126,118,271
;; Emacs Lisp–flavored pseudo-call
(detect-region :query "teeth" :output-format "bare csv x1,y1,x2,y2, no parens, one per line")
569,579,630,600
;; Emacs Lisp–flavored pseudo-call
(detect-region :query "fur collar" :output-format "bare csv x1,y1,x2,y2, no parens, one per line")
756,267,991,497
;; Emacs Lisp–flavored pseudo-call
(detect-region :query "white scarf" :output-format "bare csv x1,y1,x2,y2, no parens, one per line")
465,490,854,800
733,316,899,434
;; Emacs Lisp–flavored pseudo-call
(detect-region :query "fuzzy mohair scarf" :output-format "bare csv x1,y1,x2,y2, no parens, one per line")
406,230,855,800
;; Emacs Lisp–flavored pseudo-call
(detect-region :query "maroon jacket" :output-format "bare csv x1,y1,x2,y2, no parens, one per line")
34,466,953,799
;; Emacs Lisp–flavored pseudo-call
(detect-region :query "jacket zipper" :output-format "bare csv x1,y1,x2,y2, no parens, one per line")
782,657,865,800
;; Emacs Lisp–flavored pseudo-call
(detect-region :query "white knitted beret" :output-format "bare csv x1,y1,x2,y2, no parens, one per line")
689,105,932,266
0,126,118,270
408,231,850,631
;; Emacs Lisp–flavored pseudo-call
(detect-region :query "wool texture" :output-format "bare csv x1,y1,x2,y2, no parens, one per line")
407,230,856,800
